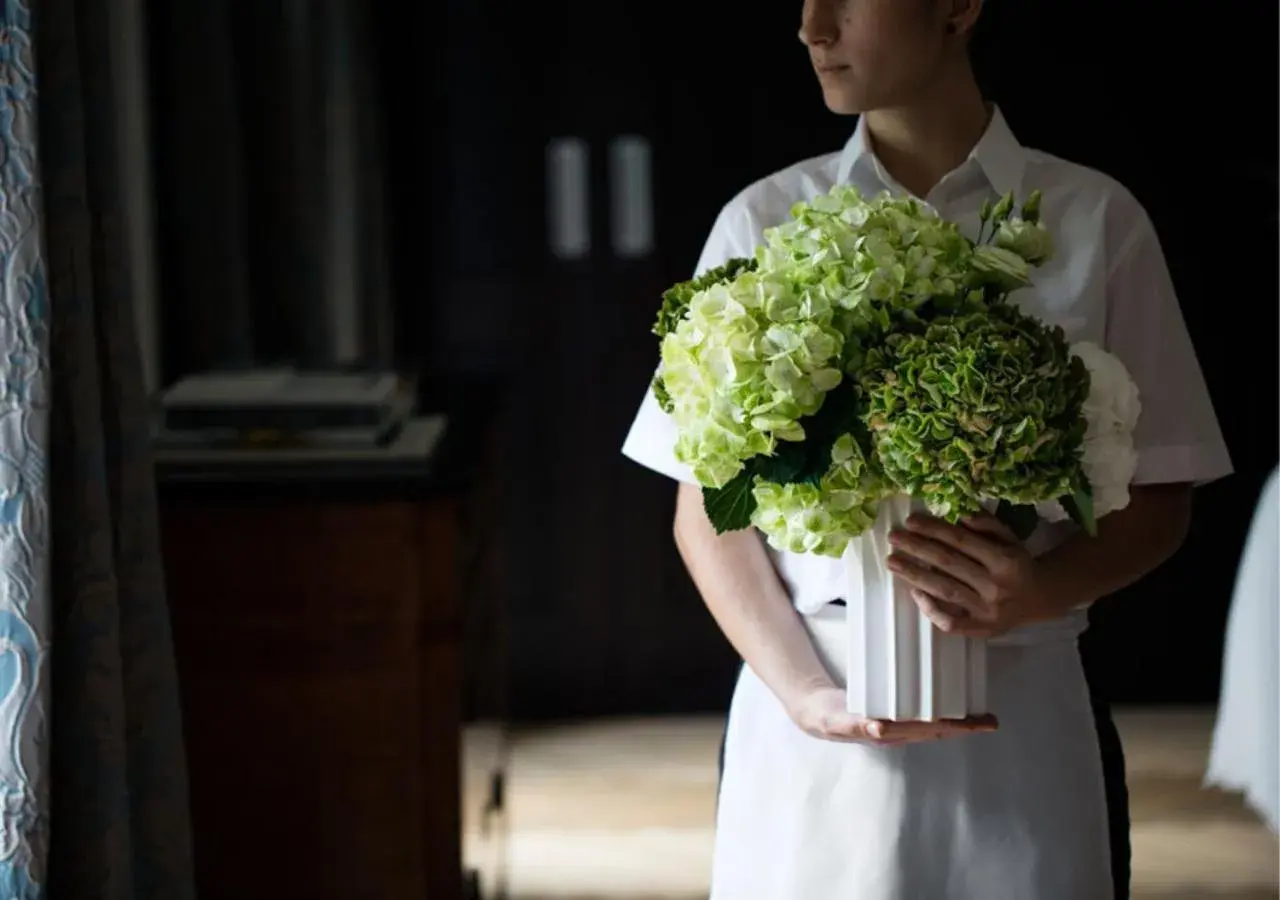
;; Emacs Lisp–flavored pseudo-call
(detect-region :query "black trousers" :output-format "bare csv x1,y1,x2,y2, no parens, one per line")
1082,640,1132,900
715,645,1131,899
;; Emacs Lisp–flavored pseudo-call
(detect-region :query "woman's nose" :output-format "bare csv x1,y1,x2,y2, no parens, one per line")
799,0,840,47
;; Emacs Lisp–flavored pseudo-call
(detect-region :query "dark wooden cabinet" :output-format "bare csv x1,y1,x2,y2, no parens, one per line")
160,479,467,899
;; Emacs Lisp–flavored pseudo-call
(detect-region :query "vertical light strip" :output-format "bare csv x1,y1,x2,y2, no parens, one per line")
106,0,161,392
546,137,590,260
609,135,653,258
323,0,360,364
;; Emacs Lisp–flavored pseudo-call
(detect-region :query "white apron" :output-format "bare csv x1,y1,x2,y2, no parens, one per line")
711,605,1115,900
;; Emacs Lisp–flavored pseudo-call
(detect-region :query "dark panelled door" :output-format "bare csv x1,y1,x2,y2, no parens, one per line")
507,0,747,716
474,0,1276,716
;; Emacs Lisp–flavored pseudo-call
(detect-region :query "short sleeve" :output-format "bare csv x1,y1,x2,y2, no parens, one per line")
620,201,760,483
1105,211,1233,486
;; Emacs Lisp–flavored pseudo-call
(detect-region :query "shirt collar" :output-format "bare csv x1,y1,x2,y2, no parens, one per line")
835,105,1026,200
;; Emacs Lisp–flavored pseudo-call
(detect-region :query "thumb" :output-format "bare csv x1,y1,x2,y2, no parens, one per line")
829,715,884,740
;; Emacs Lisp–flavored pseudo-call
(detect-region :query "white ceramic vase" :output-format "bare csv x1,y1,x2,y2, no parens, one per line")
832,495,989,721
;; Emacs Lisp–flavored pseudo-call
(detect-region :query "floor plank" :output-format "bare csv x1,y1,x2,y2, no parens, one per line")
463,708,1279,899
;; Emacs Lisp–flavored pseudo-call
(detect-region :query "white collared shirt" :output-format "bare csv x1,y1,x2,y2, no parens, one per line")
622,108,1233,635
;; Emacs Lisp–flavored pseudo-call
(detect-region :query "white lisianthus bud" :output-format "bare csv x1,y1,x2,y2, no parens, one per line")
996,218,1055,266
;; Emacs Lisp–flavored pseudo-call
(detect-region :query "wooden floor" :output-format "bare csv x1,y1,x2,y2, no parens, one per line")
463,708,1278,899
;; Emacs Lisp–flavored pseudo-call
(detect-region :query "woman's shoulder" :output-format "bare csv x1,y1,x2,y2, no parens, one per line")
1022,147,1151,237
714,151,845,236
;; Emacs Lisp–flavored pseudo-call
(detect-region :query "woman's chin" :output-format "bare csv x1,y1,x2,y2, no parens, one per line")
819,84,867,116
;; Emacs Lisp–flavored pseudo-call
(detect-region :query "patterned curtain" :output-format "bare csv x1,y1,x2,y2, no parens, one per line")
0,0,195,896
147,0,395,379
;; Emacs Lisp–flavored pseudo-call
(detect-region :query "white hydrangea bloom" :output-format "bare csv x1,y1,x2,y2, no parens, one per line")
1037,341,1141,523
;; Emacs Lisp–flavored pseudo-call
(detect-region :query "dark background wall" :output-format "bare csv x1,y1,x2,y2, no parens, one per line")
146,1,1278,719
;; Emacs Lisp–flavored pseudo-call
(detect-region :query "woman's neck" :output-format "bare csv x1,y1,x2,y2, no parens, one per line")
861,64,990,199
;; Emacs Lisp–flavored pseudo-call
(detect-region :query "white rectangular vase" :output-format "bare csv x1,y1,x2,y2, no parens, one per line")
843,495,988,721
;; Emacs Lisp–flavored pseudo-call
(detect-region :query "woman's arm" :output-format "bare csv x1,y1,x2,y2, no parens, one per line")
888,484,1193,635
674,483,998,739
674,482,832,712
1034,483,1191,615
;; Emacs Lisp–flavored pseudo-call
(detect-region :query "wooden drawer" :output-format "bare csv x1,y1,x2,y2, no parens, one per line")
162,495,465,899
161,499,460,629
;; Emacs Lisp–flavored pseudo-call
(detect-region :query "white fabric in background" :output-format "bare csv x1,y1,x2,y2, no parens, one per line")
1206,468,1280,833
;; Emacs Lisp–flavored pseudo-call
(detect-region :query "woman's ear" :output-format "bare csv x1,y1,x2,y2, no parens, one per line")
946,0,983,38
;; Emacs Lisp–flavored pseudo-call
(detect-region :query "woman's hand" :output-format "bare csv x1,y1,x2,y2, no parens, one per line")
887,511,1052,637
786,684,998,745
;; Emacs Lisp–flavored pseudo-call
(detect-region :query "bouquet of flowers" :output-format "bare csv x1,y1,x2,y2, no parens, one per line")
649,186,1141,558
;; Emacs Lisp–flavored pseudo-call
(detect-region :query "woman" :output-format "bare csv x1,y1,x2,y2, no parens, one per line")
622,0,1233,897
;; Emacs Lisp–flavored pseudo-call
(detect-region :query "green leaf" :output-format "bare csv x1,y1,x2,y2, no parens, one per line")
752,442,806,485
650,374,673,413
994,500,1039,541
747,386,862,490
1061,486,1097,537
799,468,825,489
805,383,860,447
797,386,862,482
702,472,757,535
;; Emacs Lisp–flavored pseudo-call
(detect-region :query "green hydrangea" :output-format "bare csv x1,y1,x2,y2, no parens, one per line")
858,300,1090,521
759,186,975,324
659,266,846,488
653,257,759,340
648,184,1099,544
750,434,892,557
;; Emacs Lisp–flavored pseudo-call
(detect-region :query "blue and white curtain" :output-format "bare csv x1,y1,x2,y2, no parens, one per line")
0,0,196,897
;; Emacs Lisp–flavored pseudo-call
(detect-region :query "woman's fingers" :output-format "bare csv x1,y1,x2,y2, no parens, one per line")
887,530,990,592
822,714,999,744
886,552,988,619
911,589,993,637
872,714,999,743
